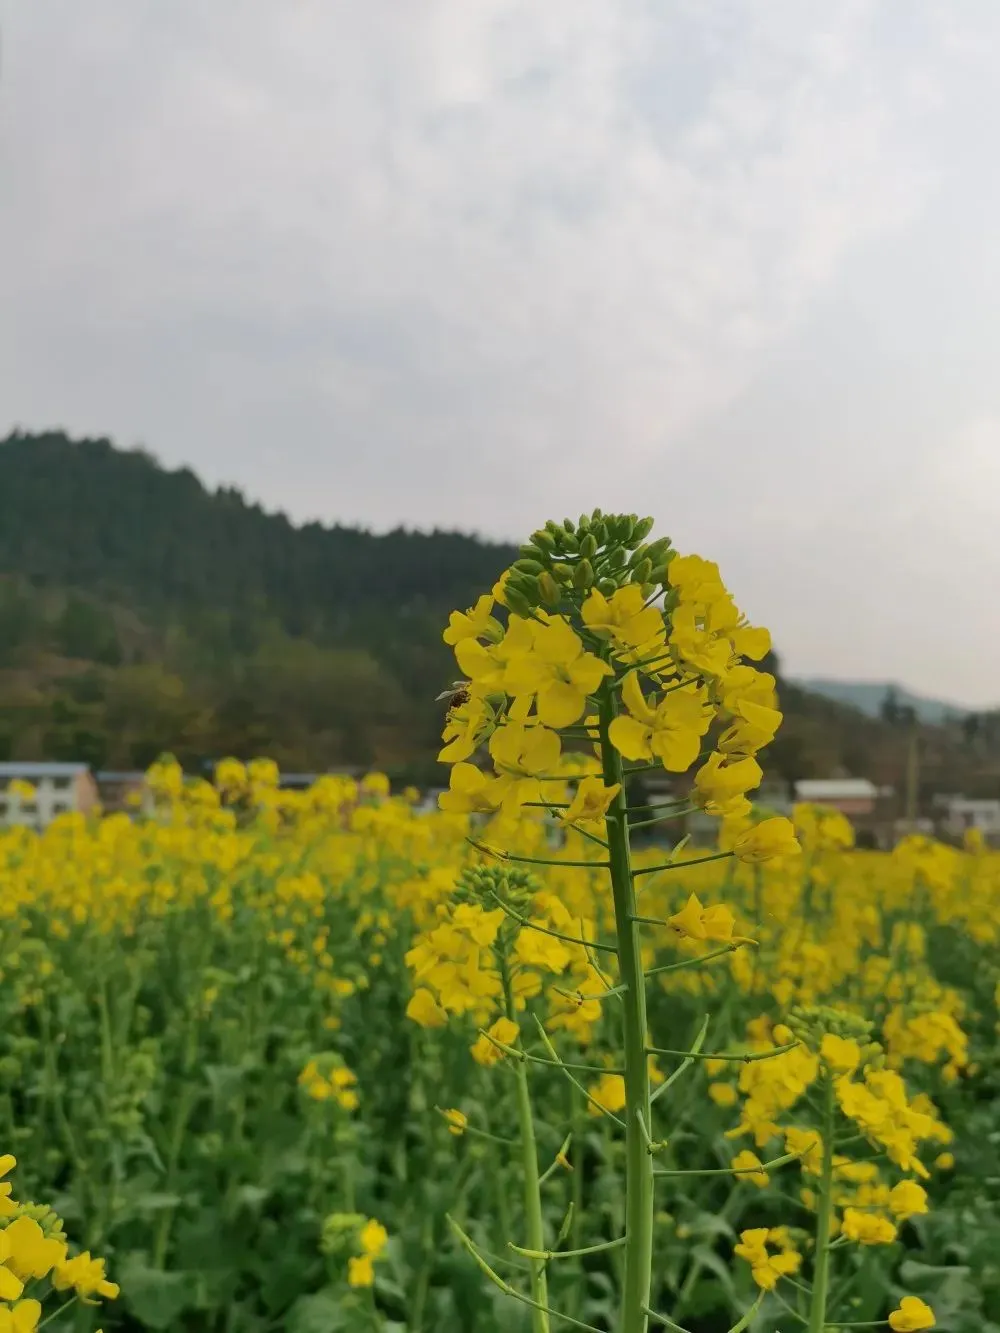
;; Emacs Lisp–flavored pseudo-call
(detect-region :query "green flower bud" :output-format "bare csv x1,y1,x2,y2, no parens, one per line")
645,537,673,564
538,572,561,606
577,514,591,532
591,521,609,547
561,518,576,534
551,563,573,582
503,588,533,617
597,578,617,597
591,507,604,522
513,558,545,575
573,558,595,590
531,529,557,552
648,563,672,585
579,532,598,560
632,558,653,584
456,864,539,915
321,1212,367,1256
519,544,548,564
632,516,655,544
608,515,634,544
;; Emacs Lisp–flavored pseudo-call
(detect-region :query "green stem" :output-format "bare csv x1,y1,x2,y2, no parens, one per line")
627,806,695,831
38,1296,78,1330
598,687,653,1333
644,1041,798,1063
153,1007,202,1268
501,954,550,1333
470,839,610,871
511,1236,626,1261
449,1217,604,1333
633,851,733,877
488,892,619,952
569,1090,585,1315
644,943,744,978
807,1080,836,1333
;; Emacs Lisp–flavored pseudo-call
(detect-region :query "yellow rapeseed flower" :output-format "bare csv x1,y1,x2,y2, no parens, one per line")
730,1151,769,1187
442,1109,468,1136
668,893,735,943
732,817,801,865
888,1297,935,1331
840,1208,897,1246
0,1299,42,1333
347,1254,374,1287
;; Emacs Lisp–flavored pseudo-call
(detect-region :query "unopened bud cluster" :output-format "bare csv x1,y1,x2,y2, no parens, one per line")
504,509,673,617
454,864,539,919
785,1004,874,1052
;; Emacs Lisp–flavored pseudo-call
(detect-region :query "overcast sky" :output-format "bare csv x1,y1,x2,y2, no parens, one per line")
2,2,999,705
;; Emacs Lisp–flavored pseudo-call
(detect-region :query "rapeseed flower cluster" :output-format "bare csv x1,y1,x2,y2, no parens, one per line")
320,1213,390,1288
0,1156,117,1330
422,512,817,1333
299,1056,360,1111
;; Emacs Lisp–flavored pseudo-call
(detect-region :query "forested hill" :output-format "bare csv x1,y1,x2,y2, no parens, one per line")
0,431,513,628
0,430,515,774
0,429,997,798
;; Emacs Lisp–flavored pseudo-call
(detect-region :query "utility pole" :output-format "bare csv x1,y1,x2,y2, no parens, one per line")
905,716,919,826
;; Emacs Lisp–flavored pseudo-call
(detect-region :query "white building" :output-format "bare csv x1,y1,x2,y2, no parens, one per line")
936,796,1000,841
794,778,879,816
0,762,99,831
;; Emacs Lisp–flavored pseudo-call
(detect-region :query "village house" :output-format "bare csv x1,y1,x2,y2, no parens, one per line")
0,762,100,831
933,794,1000,845
793,778,879,816
793,778,898,848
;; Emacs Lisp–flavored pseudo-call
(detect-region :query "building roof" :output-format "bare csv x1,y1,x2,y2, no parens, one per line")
95,771,148,782
0,762,90,777
795,778,878,800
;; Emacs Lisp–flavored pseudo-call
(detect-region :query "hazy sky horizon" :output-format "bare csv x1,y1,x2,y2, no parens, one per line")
3,3,999,706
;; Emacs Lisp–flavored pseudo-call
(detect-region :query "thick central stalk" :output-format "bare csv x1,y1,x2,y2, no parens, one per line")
598,688,653,1333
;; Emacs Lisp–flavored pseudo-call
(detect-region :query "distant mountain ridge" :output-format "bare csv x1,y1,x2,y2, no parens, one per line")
796,679,974,725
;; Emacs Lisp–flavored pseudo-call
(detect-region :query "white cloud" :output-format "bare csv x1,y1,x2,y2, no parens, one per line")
2,0,999,698
3,2,936,477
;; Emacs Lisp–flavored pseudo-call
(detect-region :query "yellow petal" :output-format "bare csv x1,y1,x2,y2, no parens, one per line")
608,715,652,761
621,671,657,723
0,1268,24,1302
537,682,586,729
650,728,701,773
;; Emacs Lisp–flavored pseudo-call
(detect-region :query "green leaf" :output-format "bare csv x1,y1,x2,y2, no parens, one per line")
897,1259,979,1316
687,1209,737,1242
119,1253,192,1330
689,1243,737,1294
234,1183,270,1210
285,1289,350,1333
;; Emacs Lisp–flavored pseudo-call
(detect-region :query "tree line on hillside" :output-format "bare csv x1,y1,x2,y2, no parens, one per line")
0,431,998,796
